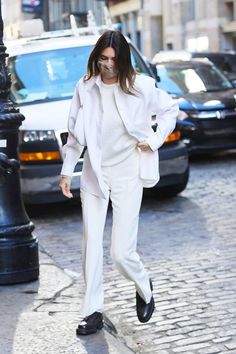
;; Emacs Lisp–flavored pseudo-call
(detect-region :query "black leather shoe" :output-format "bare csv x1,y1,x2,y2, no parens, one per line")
76,312,104,335
136,279,155,323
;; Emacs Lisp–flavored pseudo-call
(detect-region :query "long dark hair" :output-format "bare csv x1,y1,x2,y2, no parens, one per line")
85,30,136,95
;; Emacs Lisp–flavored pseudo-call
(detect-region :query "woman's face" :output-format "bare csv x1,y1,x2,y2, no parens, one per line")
98,47,118,79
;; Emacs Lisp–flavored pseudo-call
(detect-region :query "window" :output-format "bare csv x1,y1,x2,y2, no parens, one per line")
224,0,234,21
180,0,195,23
157,63,233,94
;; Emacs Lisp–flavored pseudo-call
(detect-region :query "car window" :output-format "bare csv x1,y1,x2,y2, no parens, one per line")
157,63,233,94
9,45,93,104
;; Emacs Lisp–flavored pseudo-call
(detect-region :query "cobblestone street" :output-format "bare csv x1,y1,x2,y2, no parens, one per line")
28,150,236,354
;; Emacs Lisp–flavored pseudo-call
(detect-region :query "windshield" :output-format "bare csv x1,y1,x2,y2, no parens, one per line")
157,63,233,94
9,45,93,104
9,43,151,105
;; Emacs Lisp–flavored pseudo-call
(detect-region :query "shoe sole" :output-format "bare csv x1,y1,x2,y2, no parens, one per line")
76,322,104,335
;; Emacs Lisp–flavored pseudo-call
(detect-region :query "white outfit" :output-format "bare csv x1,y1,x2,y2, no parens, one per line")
61,74,179,316
61,74,179,199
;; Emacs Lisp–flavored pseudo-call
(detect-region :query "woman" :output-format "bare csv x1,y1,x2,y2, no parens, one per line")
60,30,179,335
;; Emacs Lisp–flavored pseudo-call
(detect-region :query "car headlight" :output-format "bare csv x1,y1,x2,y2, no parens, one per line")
21,130,57,143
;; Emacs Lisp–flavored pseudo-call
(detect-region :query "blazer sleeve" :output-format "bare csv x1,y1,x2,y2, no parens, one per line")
146,81,179,151
60,83,84,177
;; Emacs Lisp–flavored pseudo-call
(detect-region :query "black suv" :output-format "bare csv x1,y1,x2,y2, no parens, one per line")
155,58,236,154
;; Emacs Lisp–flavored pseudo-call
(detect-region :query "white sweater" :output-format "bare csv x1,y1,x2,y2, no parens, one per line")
100,81,137,167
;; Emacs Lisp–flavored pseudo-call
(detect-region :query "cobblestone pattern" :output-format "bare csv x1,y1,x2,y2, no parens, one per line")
29,151,236,353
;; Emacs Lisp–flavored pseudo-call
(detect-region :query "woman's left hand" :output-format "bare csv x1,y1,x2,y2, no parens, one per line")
136,142,152,152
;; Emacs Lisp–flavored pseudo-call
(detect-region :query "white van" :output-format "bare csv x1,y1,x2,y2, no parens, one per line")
7,28,189,204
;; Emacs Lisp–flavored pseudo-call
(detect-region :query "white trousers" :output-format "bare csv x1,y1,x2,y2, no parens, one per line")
80,151,152,316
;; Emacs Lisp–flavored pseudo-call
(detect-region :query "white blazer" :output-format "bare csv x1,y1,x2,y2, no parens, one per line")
61,74,179,199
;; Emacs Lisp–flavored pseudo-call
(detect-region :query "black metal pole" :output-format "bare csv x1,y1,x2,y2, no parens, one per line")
0,1,39,284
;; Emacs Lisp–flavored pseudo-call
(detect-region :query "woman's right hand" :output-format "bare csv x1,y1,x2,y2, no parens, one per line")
59,175,73,199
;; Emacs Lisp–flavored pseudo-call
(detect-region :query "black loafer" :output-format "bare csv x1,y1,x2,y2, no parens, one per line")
76,312,104,335
136,279,155,323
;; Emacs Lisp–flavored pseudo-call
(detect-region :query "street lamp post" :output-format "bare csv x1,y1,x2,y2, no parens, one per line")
0,1,39,284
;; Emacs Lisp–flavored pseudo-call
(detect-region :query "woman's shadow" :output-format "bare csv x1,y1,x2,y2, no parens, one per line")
78,330,111,354
78,315,124,354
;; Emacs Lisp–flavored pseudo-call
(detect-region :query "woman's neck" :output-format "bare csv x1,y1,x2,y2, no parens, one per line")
101,75,118,85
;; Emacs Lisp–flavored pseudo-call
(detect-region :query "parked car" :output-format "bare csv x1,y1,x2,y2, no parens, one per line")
152,50,236,86
151,57,236,154
6,27,189,204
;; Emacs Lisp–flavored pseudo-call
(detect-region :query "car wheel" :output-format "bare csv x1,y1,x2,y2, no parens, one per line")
157,168,189,198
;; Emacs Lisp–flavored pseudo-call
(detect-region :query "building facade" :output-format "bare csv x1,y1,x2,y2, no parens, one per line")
2,0,236,55
108,0,236,59
162,0,236,52
2,0,108,38
108,0,163,58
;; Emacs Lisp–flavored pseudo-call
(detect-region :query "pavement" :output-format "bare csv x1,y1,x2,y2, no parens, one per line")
0,249,133,354
1,151,236,354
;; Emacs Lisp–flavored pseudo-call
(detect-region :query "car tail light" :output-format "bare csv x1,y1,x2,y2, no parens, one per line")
165,131,181,143
19,151,61,162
